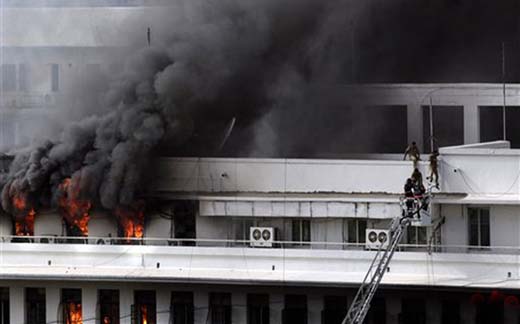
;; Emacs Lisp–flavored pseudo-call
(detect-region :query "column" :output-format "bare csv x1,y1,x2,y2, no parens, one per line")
232,292,247,324
120,287,133,324
307,294,323,324
46,287,60,324
82,287,97,324
193,291,209,324
407,103,424,151
269,293,283,324
156,288,171,324
9,286,24,324
464,105,480,144
386,296,401,324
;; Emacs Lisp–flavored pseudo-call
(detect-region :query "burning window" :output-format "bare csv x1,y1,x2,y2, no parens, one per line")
99,290,119,324
26,288,45,324
58,178,91,237
62,288,82,324
11,192,36,237
172,292,194,324
134,290,156,324
115,201,145,242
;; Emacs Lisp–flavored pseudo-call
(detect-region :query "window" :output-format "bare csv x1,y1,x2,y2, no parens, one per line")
400,298,426,324
0,288,8,324
62,288,82,324
322,296,347,324
422,105,464,153
99,290,119,324
364,297,386,324
282,295,307,324
1,64,16,91
441,300,460,324
18,64,28,91
134,290,156,324
233,218,255,242
209,293,231,324
406,226,427,245
468,207,490,247
51,64,59,92
26,288,45,324
172,292,194,324
345,219,367,244
247,294,269,324
292,219,310,243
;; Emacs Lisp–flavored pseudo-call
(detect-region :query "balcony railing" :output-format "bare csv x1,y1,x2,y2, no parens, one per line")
0,235,512,255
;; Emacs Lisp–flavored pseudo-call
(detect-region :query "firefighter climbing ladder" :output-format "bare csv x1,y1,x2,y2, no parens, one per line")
341,188,433,324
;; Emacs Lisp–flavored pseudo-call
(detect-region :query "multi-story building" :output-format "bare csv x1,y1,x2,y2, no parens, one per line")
3,2,520,324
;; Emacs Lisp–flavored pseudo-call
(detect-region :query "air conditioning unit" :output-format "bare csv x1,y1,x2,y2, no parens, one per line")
365,229,390,250
250,227,274,247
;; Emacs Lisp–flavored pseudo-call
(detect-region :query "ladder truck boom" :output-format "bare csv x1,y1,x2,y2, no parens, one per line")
342,189,433,324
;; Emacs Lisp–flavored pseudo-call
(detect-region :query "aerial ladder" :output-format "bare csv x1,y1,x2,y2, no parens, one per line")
341,186,434,324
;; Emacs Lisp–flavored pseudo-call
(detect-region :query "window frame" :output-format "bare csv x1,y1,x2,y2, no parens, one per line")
467,207,490,248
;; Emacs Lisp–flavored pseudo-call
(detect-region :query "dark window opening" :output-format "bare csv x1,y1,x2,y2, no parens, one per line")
1,64,16,91
61,288,82,324
363,297,385,324
422,105,464,153
282,295,307,324
172,291,194,324
346,219,367,244
322,295,347,324
99,289,119,324
173,201,196,246
134,290,156,324
441,300,460,324
406,226,427,245
51,64,59,92
247,294,269,324
480,106,520,148
468,207,490,247
0,287,9,324
26,288,45,324
399,298,426,324
292,219,311,244
476,297,504,324
209,292,231,324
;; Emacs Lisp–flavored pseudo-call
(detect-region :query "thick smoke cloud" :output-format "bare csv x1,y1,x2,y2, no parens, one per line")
1,0,356,212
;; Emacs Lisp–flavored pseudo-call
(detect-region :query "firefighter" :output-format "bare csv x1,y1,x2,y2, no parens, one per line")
427,150,440,188
403,178,415,216
411,168,423,188
403,141,421,168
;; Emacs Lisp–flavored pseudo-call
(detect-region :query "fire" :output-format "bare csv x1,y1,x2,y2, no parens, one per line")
141,305,148,324
102,316,111,324
58,178,91,236
12,192,35,236
66,303,82,324
114,201,145,239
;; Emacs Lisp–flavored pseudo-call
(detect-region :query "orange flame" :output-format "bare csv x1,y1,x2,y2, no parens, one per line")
66,303,82,324
114,202,145,239
102,316,111,324
12,193,35,236
58,178,91,236
141,305,148,324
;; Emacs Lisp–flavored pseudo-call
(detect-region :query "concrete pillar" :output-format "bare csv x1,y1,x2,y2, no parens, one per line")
9,286,24,324
386,296,401,324
156,288,171,324
46,287,60,324
426,297,441,324
194,291,209,324
308,294,323,324
464,105,480,144
232,292,247,324
120,287,133,324
407,104,424,151
270,293,283,324
82,287,97,324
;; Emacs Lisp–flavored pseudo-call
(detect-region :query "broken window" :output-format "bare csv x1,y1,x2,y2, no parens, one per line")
422,105,464,153
61,288,82,324
26,288,45,324
99,289,119,324
322,295,347,324
247,294,269,324
468,207,490,247
171,291,194,324
134,290,156,324
209,292,231,324
282,295,307,324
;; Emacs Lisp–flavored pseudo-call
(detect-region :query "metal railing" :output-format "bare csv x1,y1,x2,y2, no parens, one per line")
0,235,516,255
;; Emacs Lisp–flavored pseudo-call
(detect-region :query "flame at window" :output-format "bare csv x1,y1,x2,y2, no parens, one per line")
12,192,35,236
141,305,148,324
66,303,82,324
58,178,91,236
114,201,145,239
